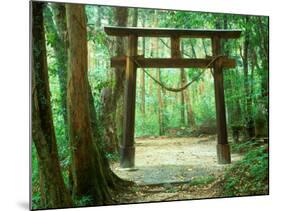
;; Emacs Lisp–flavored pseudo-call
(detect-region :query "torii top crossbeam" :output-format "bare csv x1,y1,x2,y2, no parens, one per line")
104,26,242,39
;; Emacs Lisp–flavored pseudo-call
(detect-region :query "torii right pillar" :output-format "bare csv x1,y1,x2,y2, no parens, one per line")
212,36,231,164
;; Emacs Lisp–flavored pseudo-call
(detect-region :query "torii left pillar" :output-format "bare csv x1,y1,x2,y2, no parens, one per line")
120,35,138,168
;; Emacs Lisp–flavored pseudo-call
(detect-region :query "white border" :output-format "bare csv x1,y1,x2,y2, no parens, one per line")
0,0,279,211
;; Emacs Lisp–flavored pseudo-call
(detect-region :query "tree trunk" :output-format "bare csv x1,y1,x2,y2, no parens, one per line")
32,2,72,208
140,13,146,129
185,82,196,127
202,39,208,56
132,8,138,27
44,3,74,189
180,69,185,126
44,5,68,141
181,43,196,128
257,17,269,137
152,10,164,135
65,4,112,203
97,6,102,28
243,17,255,139
101,7,128,152
148,34,154,110
154,40,164,135
222,15,242,141
157,68,164,135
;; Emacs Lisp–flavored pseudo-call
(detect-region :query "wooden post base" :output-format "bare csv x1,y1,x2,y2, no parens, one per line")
120,146,135,168
217,144,231,164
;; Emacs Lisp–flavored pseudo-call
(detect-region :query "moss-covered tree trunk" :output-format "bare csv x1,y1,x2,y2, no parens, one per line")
32,2,72,208
65,4,112,203
43,4,74,189
43,4,68,140
50,4,68,136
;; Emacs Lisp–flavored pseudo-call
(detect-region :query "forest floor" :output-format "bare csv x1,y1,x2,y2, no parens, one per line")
111,135,243,203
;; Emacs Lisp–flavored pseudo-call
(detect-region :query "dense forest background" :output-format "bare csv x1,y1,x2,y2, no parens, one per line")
32,2,269,209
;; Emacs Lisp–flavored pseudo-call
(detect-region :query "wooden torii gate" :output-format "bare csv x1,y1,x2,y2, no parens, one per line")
104,26,242,169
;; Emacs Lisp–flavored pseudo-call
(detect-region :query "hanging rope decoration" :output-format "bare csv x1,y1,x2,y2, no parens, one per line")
133,55,224,93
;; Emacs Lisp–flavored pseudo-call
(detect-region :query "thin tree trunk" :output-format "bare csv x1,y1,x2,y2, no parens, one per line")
155,42,164,134
180,69,185,126
185,83,196,127
44,3,74,189
157,68,164,135
202,39,208,56
44,4,68,143
243,16,255,139
182,43,196,128
257,17,269,130
141,13,146,117
32,2,72,208
97,6,101,28
132,8,138,27
222,15,242,142
152,11,164,135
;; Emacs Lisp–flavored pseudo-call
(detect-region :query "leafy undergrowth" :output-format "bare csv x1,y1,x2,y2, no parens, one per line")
223,144,269,197
230,140,263,153
175,143,269,199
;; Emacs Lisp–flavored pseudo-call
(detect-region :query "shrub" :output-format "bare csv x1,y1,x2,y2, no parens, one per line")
223,145,269,196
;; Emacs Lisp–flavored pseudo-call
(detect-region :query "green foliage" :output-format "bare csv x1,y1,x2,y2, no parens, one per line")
105,151,119,161
31,144,41,209
189,175,215,187
223,145,269,196
74,196,94,207
230,141,260,153
32,191,41,210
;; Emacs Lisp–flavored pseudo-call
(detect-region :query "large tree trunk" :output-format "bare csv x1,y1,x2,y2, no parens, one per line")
115,7,128,145
66,4,112,203
32,2,72,208
100,7,128,153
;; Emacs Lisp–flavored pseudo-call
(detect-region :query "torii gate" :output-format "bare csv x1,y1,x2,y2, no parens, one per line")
104,26,242,169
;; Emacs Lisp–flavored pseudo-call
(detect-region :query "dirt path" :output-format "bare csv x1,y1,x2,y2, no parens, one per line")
111,136,243,203
112,136,242,185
